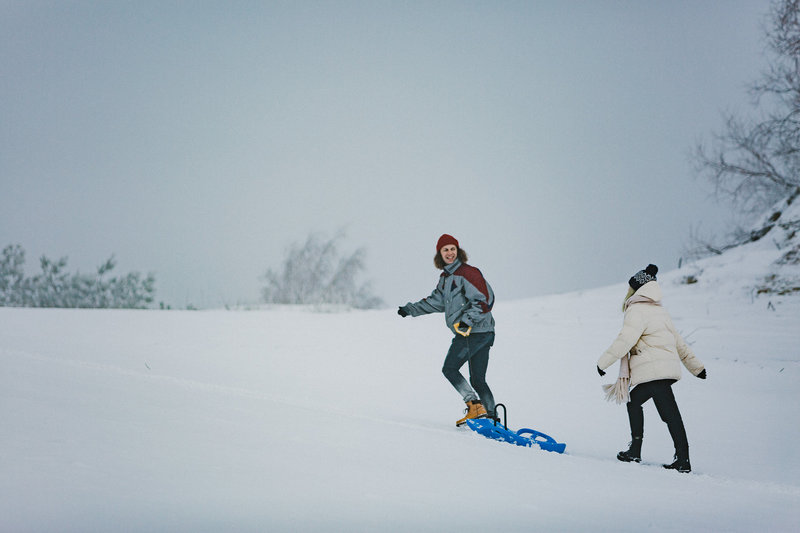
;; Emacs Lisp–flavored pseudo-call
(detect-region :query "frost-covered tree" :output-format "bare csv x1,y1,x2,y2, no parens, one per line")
695,0,800,219
686,1,800,295
261,231,384,309
0,244,156,308
0,245,28,307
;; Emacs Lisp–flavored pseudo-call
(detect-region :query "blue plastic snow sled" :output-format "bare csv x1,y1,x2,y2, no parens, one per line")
464,405,566,454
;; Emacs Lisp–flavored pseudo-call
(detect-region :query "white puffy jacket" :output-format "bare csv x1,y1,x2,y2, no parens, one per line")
597,281,704,387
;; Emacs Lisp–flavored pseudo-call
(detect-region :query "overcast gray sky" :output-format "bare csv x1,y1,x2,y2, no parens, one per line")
1,1,768,308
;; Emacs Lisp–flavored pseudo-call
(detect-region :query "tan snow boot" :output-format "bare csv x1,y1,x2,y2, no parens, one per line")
456,400,487,427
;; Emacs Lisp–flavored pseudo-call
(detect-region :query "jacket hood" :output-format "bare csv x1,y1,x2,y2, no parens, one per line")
633,280,662,303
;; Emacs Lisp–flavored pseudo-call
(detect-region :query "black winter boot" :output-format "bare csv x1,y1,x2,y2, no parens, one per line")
616,437,642,463
663,449,691,473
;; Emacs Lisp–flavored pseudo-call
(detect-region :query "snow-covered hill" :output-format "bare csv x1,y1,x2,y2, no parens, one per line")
684,189,800,298
1,259,799,531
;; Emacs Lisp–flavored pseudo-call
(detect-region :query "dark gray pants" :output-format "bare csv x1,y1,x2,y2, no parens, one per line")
442,331,496,416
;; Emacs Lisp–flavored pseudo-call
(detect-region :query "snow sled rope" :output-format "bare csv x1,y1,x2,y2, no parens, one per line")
465,403,566,454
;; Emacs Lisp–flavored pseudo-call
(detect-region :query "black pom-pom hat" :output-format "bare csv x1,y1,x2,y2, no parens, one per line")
629,264,658,291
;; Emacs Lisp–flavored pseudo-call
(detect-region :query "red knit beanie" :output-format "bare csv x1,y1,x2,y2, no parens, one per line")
436,234,459,252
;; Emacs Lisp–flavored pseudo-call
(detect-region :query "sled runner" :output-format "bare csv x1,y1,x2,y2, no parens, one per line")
465,404,566,454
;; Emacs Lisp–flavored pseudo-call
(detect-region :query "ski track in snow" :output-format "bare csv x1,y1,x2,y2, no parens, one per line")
4,340,799,504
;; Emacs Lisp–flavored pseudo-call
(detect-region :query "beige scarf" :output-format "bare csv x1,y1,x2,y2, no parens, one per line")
602,353,630,403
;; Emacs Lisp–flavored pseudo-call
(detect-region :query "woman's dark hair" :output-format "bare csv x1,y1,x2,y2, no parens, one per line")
434,248,468,270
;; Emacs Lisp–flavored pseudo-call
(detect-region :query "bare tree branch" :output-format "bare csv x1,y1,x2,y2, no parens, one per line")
694,0,800,223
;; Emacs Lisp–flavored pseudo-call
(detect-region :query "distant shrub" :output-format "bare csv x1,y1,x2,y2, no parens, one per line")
680,275,699,285
0,244,155,309
261,232,384,309
756,273,800,295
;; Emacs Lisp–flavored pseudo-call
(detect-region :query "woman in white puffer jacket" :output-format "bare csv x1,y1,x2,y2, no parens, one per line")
597,264,706,473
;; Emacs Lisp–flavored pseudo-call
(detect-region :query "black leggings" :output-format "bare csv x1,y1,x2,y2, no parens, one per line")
627,379,688,454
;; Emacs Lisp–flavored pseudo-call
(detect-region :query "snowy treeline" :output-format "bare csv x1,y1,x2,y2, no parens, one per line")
261,232,384,309
0,244,155,309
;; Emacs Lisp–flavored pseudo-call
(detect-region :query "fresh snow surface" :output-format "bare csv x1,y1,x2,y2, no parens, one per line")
1,261,799,532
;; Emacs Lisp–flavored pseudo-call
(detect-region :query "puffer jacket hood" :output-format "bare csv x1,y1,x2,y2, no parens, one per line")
598,281,704,387
634,280,662,302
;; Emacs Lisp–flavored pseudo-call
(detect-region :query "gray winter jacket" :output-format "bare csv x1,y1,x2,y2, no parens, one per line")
401,259,495,335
